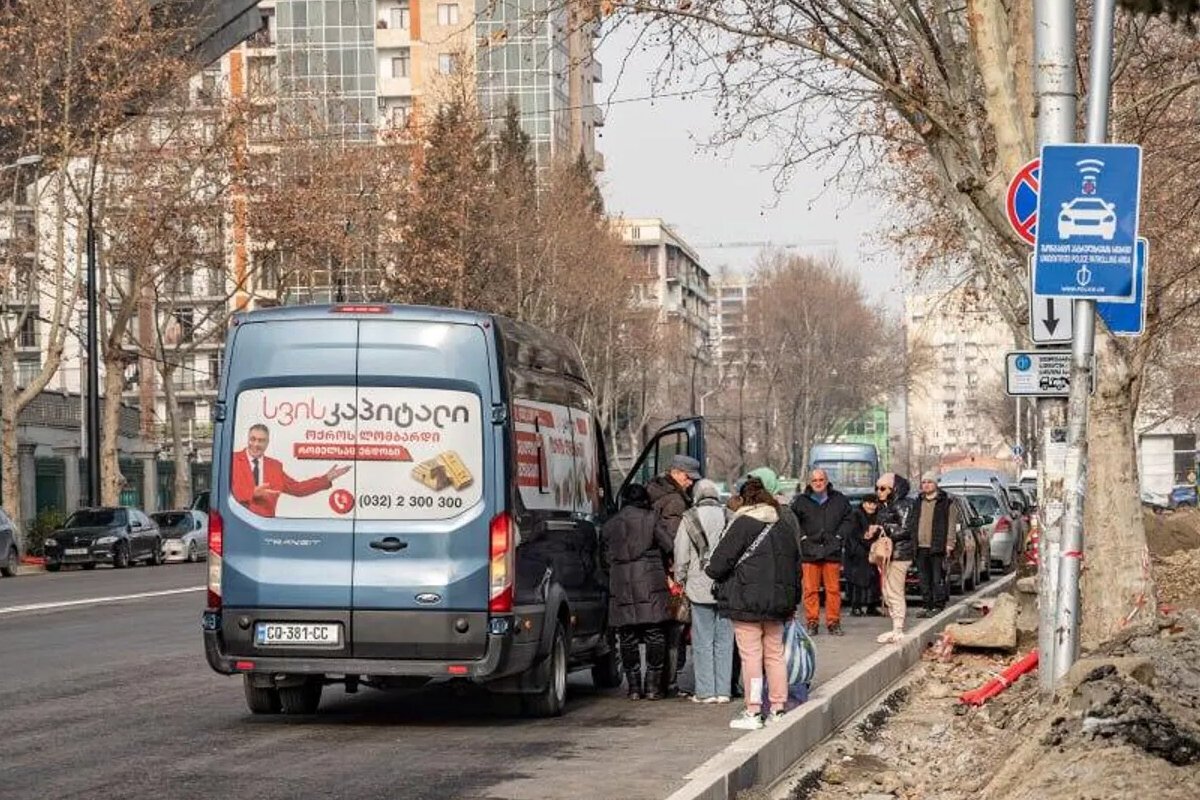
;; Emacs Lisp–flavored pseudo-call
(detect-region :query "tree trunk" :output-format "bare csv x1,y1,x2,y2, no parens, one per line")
159,363,191,508
1081,332,1155,648
101,352,125,505
0,340,21,542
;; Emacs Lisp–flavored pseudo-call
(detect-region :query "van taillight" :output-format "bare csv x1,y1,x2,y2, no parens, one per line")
489,512,516,613
207,509,223,609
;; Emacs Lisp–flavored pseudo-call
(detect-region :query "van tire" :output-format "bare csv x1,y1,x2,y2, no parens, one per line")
2,547,19,577
243,676,282,714
591,638,622,690
279,679,323,714
522,623,567,718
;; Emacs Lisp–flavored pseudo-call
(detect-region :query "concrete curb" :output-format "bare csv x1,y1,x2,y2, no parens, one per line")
663,573,1016,800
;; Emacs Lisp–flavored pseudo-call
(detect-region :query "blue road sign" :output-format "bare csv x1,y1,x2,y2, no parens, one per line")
1033,143,1142,301
1097,238,1148,336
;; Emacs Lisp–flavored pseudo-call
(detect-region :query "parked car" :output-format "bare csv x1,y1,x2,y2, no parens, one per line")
905,493,988,597
1169,484,1198,509
152,509,208,562
1006,485,1035,530
43,507,163,571
956,489,1023,570
202,303,705,717
0,507,19,577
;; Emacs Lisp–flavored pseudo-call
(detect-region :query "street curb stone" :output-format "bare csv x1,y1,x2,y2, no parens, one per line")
663,573,1017,800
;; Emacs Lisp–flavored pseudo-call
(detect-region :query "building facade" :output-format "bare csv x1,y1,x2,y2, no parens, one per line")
709,272,751,377
614,217,712,353
903,284,1017,472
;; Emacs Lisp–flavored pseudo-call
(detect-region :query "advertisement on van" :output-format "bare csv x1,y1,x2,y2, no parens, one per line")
231,386,484,520
513,399,599,515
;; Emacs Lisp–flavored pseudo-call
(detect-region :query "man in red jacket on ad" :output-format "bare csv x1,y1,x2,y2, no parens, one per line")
232,424,351,517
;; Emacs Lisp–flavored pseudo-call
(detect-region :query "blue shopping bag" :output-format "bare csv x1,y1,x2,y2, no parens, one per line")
739,620,817,713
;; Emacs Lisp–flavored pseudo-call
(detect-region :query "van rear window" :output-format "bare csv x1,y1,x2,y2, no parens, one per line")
230,386,483,520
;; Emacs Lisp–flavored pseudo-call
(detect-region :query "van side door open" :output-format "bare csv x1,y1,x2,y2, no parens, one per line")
619,417,707,500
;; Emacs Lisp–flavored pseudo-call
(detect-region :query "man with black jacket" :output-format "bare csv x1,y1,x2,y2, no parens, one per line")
904,471,958,616
790,469,855,636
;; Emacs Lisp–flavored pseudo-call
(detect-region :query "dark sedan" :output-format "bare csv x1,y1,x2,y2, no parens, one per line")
43,508,163,571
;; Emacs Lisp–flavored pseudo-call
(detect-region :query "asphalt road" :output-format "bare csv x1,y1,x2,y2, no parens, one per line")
0,565,898,800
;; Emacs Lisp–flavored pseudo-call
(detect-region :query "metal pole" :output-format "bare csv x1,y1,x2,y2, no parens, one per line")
1034,0,1077,691
1054,0,1117,685
86,196,101,507
1015,397,1021,462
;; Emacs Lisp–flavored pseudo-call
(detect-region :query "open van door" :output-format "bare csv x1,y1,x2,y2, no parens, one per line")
617,417,706,502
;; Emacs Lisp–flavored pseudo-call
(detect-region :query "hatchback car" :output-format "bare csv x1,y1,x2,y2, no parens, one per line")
44,507,163,570
957,490,1022,570
152,509,208,562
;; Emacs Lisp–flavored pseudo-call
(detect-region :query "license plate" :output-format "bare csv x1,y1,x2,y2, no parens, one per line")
64,548,89,556
254,622,342,648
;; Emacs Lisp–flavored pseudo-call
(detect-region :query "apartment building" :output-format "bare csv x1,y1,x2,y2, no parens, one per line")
614,218,712,353
903,285,1017,469
709,272,751,377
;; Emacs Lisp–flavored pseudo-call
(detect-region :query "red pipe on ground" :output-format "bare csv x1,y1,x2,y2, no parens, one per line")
958,649,1039,706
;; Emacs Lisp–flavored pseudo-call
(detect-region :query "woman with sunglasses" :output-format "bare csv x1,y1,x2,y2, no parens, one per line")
873,473,915,644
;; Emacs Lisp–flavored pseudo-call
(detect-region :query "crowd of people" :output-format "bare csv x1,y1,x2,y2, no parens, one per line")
601,457,959,730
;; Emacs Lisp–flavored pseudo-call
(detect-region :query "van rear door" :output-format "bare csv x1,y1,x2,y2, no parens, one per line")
350,319,495,660
219,319,359,623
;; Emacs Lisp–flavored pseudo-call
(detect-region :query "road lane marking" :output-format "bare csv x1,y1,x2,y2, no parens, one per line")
0,586,205,615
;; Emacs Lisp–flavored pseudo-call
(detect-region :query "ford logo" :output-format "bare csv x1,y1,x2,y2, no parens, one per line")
415,593,441,605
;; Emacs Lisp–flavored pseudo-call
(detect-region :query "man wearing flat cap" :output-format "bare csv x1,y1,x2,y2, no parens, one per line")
647,453,702,698
904,471,958,617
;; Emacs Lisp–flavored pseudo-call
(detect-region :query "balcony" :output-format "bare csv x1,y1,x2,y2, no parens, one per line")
378,76,414,98
376,25,412,49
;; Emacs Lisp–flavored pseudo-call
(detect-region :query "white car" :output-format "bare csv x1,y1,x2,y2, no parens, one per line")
1058,197,1117,240
151,509,208,563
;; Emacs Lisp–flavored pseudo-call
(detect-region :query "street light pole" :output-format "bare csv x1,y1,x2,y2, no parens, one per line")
1054,0,1118,685
86,194,101,507
1034,0,1077,691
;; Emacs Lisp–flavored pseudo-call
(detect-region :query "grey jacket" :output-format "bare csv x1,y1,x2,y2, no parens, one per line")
674,485,730,606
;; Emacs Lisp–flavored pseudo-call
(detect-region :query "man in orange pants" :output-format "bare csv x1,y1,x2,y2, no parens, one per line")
790,469,854,636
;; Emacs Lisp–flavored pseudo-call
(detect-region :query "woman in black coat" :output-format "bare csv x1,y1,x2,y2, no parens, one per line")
844,494,882,617
705,478,801,730
601,483,675,700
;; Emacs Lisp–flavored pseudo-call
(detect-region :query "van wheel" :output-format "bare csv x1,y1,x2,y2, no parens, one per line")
279,679,323,714
522,623,567,718
591,638,622,690
243,675,282,714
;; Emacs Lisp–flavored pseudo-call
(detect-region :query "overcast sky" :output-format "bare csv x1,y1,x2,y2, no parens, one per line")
594,23,902,308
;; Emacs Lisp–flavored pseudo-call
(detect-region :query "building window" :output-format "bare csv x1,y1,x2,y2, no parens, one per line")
17,314,37,348
198,71,218,105
438,53,455,74
390,2,410,30
208,352,221,390
16,355,39,386
173,308,195,343
392,50,411,78
437,3,459,25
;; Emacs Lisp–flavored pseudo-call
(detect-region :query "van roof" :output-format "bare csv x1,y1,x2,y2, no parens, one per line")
233,303,589,383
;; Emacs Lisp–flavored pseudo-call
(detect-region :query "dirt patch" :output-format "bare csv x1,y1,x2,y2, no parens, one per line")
1155,548,1200,611
1144,508,1200,557
770,612,1200,800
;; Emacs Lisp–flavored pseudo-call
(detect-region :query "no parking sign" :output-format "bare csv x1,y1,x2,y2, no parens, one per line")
1006,158,1041,245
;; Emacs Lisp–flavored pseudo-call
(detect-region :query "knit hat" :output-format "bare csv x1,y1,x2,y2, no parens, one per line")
745,467,780,496
921,470,939,484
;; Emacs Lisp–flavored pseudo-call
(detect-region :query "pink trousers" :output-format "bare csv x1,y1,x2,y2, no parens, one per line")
732,620,788,714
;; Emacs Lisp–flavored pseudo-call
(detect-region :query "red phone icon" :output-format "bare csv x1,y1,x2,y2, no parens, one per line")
329,489,355,515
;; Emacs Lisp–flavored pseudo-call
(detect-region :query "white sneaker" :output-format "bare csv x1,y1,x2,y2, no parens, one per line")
691,695,707,704
764,710,786,726
714,696,731,704
729,710,764,730
876,630,895,644
702,696,721,704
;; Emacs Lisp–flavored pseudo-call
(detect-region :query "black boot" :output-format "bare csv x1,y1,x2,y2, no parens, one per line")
625,669,643,700
644,670,663,700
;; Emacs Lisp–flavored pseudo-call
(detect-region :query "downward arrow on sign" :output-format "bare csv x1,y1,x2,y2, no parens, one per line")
1044,298,1060,336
